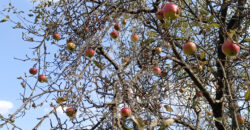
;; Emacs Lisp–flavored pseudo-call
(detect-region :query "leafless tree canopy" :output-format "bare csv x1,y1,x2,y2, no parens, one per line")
0,0,249,129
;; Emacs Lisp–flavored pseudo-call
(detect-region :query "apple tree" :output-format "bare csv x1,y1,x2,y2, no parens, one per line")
0,0,249,129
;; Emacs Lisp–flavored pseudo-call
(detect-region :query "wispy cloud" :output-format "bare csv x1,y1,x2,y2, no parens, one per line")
44,106,67,115
56,106,66,115
0,100,13,115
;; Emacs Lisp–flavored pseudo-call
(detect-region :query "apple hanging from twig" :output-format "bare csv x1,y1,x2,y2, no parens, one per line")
84,27,89,32
222,40,240,56
153,67,161,75
114,23,121,31
85,49,95,58
179,88,184,93
53,32,60,40
121,107,132,117
155,47,162,54
66,107,77,117
66,41,76,52
38,74,48,83
110,30,119,39
29,68,37,75
131,34,139,42
237,116,245,124
183,41,197,55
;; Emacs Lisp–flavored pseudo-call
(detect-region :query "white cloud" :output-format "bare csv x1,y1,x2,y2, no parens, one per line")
44,106,67,115
56,106,67,115
0,100,14,115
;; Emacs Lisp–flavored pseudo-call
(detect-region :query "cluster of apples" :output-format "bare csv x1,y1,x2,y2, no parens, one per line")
151,46,165,76
155,3,240,56
29,68,48,83
119,105,246,127
52,32,77,52
83,26,102,33
67,41,95,58
110,23,140,42
57,2,241,124
120,107,246,126
110,23,121,39
52,32,96,58
182,38,240,56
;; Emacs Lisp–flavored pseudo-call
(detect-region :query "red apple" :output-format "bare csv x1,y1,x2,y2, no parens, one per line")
38,74,48,83
29,68,37,75
196,92,203,97
121,107,132,117
237,116,245,124
53,32,60,40
114,23,121,31
179,88,184,93
110,30,119,39
131,34,139,42
161,3,180,20
66,107,77,117
183,41,197,55
85,49,95,58
156,10,164,20
155,47,162,54
222,40,240,56
153,67,161,75
66,41,76,52
84,27,89,32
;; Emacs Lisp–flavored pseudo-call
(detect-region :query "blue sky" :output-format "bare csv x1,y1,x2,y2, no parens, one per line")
0,0,64,129
0,1,111,129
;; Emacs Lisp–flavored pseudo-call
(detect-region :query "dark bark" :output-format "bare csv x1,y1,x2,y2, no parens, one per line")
213,0,247,129
210,0,228,129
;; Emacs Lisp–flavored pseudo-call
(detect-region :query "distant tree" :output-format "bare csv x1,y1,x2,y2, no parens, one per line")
0,0,249,129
